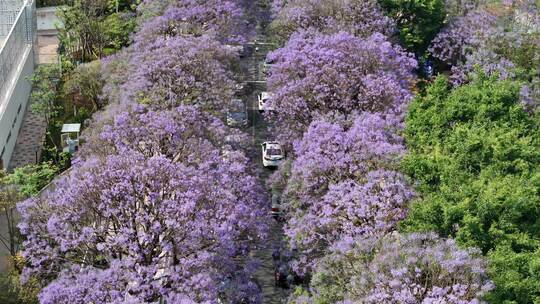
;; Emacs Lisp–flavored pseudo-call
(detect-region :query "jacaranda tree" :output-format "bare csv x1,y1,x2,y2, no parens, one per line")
265,31,417,142
270,0,395,44
19,104,269,303
135,0,252,46
429,2,539,86
19,150,267,303
290,233,494,303
278,113,411,272
18,1,269,302
122,35,237,112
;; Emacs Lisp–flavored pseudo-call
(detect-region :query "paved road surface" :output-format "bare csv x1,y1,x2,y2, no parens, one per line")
237,1,291,302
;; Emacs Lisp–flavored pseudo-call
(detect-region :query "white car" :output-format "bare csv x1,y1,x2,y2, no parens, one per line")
258,92,274,112
261,141,284,167
225,44,245,58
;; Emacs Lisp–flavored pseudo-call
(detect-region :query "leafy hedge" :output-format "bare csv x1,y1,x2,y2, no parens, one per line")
401,74,540,303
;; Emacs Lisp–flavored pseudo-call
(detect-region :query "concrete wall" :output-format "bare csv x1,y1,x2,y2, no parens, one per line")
36,6,61,32
0,46,34,170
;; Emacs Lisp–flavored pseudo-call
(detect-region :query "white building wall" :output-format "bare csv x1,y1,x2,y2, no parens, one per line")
0,0,36,170
0,46,34,170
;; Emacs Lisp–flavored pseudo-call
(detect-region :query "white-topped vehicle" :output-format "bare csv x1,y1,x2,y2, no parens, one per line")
261,141,285,167
258,91,274,112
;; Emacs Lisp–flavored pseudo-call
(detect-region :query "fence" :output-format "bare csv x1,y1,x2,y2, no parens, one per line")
0,0,36,102
0,1,24,36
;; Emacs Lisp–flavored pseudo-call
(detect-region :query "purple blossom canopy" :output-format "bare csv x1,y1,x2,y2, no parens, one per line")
270,0,395,42
429,9,498,67
19,150,268,303
265,31,416,141
122,35,236,112
98,104,244,159
429,3,539,87
277,113,409,272
286,113,405,196
135,0,252,46
285,170,414,273
296,233,494,303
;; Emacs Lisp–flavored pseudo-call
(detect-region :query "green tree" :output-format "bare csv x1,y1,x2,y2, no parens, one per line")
8,162,59,198
0,170,22,257
57,0,139,63
63,60,104,112
401,75,540,303
29,65,63,161
379,0,446,54
29,65,62,129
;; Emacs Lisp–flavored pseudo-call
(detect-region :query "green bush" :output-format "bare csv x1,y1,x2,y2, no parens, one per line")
379,0,446,54
401,75,540,303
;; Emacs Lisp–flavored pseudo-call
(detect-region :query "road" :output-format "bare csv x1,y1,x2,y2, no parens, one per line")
237,1,290,303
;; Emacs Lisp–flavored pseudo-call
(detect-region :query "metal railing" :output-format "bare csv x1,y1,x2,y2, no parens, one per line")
0,0,35,99
0,1,24,37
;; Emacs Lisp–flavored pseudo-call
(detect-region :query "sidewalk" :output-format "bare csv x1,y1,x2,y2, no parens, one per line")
7,99,46,171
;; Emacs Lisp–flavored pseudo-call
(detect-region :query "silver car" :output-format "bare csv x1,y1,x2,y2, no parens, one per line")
227,99,248,127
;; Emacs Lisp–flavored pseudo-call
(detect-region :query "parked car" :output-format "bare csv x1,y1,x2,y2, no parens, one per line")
225,44,245,58
262,57,275,76
261,141,284,167
258,91,274,112
227,99,248,127
270,193,283,220
235,82,245,96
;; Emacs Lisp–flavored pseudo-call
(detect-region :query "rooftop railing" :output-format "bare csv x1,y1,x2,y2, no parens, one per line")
0,0,35,100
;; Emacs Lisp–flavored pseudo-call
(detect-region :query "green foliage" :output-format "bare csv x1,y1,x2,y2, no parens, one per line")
28,65,62,126
380,0,446,54
28,65,66,163
102,13,137,55
63,60,104,111
0,171,23,257
401,75,540,303
57,0,138,63
8,162,60,197
0,256,40,304
379,0,446,54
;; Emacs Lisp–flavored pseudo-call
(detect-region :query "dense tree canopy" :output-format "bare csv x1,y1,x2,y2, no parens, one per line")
19,151,267,303
266,31,416,142
135,0,252,46
276,113,411,272
379,0,446,53
19,103,268,302
270,0,394,43
122,35,237,111
429,2,540,86
18,0,268,303
290,233,494,303
402,75,540,303
17,0,540,303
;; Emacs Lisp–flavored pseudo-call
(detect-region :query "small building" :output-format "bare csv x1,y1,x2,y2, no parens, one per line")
61,123,80,154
